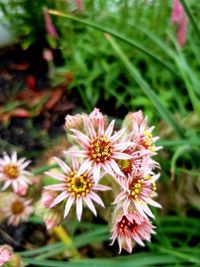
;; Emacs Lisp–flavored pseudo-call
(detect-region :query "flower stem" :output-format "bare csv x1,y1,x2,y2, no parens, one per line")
53,225,80,259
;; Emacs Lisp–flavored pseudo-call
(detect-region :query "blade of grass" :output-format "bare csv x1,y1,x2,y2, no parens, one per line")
180,0,200,37
48,9,177,76
105,34,184,138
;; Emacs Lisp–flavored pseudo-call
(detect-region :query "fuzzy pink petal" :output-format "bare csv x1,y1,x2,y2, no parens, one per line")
105,120,115,138
64,150,88,158
64,196,74,218
20,160,31,169
109,159,125,177
11,151,17,163
110,128,125,143
113,142,134,151
93,184,111,191
133,233,145,246
45,171,66,181
2,180,11,191
126,237,133,253
89,191,104,207
50,191,68,208
148,198,162,208
45,184,66,191
72,157,79,170
76,197,83,221
77,159,92,176
112,152,132,160
102,161,115,177
98,117,105,136
86,118,96,139
84,196,97,216
54,157,70,173
93,163,101,183
71,129,90,148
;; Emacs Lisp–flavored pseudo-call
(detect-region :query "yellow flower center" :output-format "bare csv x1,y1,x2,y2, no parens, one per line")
11,200,24,215
89,136,112,162
129,176,156,201
4,164,19,180
118,159,132,175
143,130,156,152
67,171,92,198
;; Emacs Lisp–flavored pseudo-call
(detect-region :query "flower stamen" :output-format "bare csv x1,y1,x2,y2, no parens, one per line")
3,164,19,180
89,136,112,162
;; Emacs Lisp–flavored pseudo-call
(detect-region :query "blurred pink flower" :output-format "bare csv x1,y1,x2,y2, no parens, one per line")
45,157,111,221
171,0,188,46
44,8,58,39
41,190,58,208
75,0,84,12
3,194,33,226
111,210,155,253
66,116,133,182
0,245,12,266
0,151,32,194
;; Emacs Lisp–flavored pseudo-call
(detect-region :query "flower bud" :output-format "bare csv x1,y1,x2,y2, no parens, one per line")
0,245,12,266
41,190,58,208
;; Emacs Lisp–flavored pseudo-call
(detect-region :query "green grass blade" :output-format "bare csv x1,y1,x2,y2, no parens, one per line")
180,0,200,37
105,34,184,138
48,9,176,76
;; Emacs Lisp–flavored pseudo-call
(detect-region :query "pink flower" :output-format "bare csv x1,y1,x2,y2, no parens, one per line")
66,116,133,182
3,193,33,226
113,170,161,218
43,7,58,39
0,151,32,194
65,114,85,132
171,0,188,46
126,111,162,154
0,245,12,266
44,210,62,230
44,157,111,221
111,210,155,253
75,0,84,12
41,190,58,208
88,108,107,130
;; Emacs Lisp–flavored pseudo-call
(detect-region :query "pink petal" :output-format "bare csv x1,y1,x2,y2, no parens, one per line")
2,180,11,191
71,129,90,148
11,151,17,163
89,191,104,207
86,118,96,139
93,163,101,183
64,150,88,158
54,157,70,174
123,198,130,213
94,184,111,191
45,171,66,181
76,197,83,221
113,142,134,151
77,159,92,176
64,196,74,218
148,198,162,208
84,196,97,216
72,157,79,170
113,192,126,204
109,159,125,177
98,117,104,136
105,120,115,138
20,160,31,169
110,128,125,143
45,184,65,191
112,152,132,160
102,161,115,177
50,191,68,208
126,237,133,253
133,233,145,246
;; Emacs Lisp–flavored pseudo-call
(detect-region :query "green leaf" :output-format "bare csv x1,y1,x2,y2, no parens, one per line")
105,34,184,138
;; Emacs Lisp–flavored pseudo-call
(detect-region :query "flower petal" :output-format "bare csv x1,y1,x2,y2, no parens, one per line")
76,197,83,221
54,157,71,174
89,191,104,207
84,196,97,216
105,120,115,138
64,196,75,218
77,159,92,176
45,171,66,181
50,191,68,208
70,129,90,148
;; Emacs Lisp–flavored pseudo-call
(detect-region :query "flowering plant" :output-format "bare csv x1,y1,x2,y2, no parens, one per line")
40,108,162,253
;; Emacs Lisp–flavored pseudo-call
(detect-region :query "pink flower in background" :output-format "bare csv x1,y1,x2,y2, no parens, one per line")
0,245,12,266
44,8,58,39
3,194,33,226
171,0,188,46
0,151,32,194
44,157,111,221
113,170,161,218
111,210,155,253
75,0,85,12
66,117,133,182
41,190,58,208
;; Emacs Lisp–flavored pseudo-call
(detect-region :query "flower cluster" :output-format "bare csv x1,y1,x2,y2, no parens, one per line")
0,245,24,267
0,152,33,226
41,108,162,253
